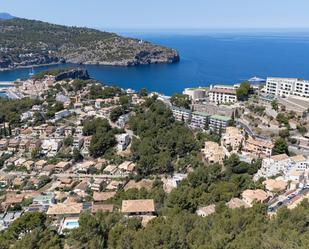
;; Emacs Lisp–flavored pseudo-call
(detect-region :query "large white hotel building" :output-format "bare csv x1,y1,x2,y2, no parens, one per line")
266,77,309,99
209,85,237,104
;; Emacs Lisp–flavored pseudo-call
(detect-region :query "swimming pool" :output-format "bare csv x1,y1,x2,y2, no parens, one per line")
63,220,79,229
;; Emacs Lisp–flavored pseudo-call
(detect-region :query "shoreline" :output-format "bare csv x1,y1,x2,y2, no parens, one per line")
0,62,64,72
0,59,180,72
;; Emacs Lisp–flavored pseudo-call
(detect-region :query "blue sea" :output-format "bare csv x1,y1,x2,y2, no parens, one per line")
1,30,309,95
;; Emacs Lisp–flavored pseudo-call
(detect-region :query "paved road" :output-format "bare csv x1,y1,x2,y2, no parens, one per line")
236,119,254,137
236,119,269,140
55,173,129,179
1,171,128,179
268,188,309,213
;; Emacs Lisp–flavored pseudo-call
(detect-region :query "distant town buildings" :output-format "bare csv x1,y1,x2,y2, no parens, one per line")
266,77,309,99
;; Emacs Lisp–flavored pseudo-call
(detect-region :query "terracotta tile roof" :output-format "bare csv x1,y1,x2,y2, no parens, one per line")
121,199,155,213
93,191,116,202
5,193,24,204
59,178,73,184
36,160,47,167
42,164,56,171
226,198,250,209
247,137,274,149
291,155,307,162
242,189,268,203
209,88,236,95
118,161,136,172
56,161,70,168
74,180,89,191
106,180,123,190
47,203,83,215
271,154,290,161
263,179,287,192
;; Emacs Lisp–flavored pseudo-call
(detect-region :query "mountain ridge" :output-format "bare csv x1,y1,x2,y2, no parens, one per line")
0,13,15,20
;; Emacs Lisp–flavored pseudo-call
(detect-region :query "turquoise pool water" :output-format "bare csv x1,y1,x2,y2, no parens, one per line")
63,220,79,229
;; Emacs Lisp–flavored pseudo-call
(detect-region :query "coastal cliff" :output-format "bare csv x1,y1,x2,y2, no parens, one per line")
0,18,180,69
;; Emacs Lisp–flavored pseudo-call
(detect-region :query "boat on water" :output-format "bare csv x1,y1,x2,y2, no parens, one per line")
248,76,266,84
29,67,35,77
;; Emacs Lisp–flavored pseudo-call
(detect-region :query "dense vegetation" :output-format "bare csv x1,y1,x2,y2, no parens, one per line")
32,68,73,80
273,138,289,155
0,212,62,249
170,93,191,109
89,84,124,100
2,200,309,249
165,154,263,214
129,98,198,176
236,81,252,101
83,118,117,158
0,97,42,126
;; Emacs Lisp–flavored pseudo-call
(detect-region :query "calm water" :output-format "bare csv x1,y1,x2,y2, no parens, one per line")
1,31,309,95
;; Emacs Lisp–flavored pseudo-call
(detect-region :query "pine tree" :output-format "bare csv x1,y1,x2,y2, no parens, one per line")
3,122,7,137
235,108,239,118
8,124,12,136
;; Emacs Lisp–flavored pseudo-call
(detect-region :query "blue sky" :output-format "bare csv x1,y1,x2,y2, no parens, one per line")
1,0,309,30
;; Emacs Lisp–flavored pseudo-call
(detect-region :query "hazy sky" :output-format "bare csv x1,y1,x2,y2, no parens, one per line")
1,0,309,30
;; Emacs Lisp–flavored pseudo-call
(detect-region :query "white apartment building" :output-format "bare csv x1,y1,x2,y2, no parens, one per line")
42,139,63,157
116,133,131,151
254,154,309,180
266,77,309,99
171,106,192,123
209,85,237,104
189,111,210,130
73,136,84,150
209,115,231,133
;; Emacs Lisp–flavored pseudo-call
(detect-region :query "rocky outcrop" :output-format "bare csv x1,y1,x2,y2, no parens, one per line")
65,47,180,66
55,68,90,81
60,37,180,66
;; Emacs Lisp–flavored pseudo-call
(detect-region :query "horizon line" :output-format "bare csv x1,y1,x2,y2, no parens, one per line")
4,15,309,33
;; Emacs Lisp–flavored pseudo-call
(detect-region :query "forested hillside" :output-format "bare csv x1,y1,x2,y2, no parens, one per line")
0,18,179,69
